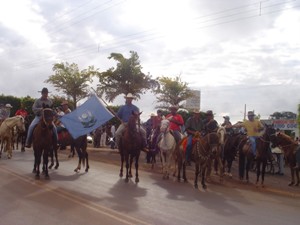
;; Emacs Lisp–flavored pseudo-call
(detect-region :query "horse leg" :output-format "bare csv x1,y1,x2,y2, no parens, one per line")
218,157,224,183
129,155,133,178
288,167,295,186
85,151,89,172
35,152,42,179
135,154,140,183
261,160,267,187
246,157,251,183
194,163,199,189
256,160,261,187
74,157,81,172
48,148,54,169
125,155,130,183
119,152,124,177
43,150,50,179
201,167,207,190
239,153,245,180
54,146,59,169
227,159,233,178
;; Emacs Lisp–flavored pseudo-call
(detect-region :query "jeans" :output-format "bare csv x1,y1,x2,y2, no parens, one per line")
248,136,257,155
186,135,193,161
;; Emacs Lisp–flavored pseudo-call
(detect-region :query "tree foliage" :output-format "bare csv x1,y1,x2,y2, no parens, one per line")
46,62,98,108
269,111,297,119
153,76,194,109
97,51,158,102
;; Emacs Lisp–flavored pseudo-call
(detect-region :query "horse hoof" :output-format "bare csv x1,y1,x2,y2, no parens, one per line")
194,184,198,189
135,178,139,183
295,182,299,186
125,178,129,183
184,179,188,183
74,169,79,173
119,173,123,177
85,168,89,172
288,182,294,186
68,155,72,158
202,185,207,190
55,165,59,170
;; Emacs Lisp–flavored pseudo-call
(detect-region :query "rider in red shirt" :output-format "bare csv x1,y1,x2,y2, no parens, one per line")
165,105,184,143
15,104,28,118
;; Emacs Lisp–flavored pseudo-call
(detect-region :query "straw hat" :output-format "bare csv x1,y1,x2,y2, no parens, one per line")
124,93,135,99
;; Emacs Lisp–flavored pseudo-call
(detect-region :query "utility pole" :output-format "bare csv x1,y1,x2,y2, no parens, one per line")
244,104,246,121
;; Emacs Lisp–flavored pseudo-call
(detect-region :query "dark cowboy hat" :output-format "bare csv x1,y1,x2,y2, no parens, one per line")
247,111,255,116
169,105,179,110
38,87,51,93
206,110,213,116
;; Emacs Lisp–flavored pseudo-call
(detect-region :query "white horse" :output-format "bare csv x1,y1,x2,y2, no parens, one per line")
0,116,25,159
158,119,183,179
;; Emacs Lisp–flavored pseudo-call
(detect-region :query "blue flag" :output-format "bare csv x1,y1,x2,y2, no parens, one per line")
60,94,114,139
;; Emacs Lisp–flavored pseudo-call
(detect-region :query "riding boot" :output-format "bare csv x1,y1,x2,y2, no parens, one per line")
25,135,32,148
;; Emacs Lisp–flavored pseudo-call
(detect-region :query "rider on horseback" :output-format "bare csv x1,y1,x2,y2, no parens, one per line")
234,111,264,158
25,87,58,148
203,110,219,134
185,108,204,164
115,93,148,152
165,105,184,144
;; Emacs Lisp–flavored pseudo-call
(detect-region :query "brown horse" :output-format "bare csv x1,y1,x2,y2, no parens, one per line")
57,127,89,172
119,112,143,183
238,125,277,187
32,108,55,179
275,132,299,186
177,131,221,189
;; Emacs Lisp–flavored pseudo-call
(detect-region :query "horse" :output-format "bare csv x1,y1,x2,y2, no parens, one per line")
15,116,30,152
238,125,277,187
57,127,89,172
275,132,299,186
146,127,161,169
32,108,55,179
119,112,143,183
0,116,25,159
222,132,247,177
157,119,179,179
209,127,226,182
177,131,221,189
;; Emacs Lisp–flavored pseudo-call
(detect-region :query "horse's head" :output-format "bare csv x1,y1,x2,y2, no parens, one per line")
206,132,221,156
264,125,278,147
15,115,26,132
160,119,170,133
217,126,226,145
41,108,54,128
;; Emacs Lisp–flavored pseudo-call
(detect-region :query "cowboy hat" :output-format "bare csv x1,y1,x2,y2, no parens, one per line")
169,105,179,110
206,110,213,116
61,100,68,106
38,87,50,93
193,109,201,113
223,115,230,120
247,111,255,116
5,103,13,108
124,93,135,99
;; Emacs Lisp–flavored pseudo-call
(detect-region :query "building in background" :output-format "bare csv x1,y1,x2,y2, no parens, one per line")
185,90,201,111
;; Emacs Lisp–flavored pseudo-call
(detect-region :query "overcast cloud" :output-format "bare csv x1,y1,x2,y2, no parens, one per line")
0,0,299,123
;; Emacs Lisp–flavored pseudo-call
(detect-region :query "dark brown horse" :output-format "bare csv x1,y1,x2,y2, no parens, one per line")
177,131,221,189
32,108,55,179
238,125,277,187
275,132,299,186
222,132,247,177
57,128,89,172
119,112,143,183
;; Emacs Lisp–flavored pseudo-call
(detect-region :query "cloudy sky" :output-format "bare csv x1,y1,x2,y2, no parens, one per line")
0,0,299,123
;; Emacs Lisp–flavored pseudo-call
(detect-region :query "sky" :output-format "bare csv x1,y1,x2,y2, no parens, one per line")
0,0,299,123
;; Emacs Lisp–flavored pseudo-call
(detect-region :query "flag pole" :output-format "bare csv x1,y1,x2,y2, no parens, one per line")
90,87,123,124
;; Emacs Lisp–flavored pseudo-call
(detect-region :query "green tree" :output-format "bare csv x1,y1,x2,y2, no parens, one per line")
153,76,194,109
97,51,158,102
46,62,99,109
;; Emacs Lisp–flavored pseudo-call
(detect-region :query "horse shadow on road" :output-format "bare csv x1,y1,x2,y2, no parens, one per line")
104,178,147,213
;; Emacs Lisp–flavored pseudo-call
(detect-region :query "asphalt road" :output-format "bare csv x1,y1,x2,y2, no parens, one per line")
0,148,299,225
